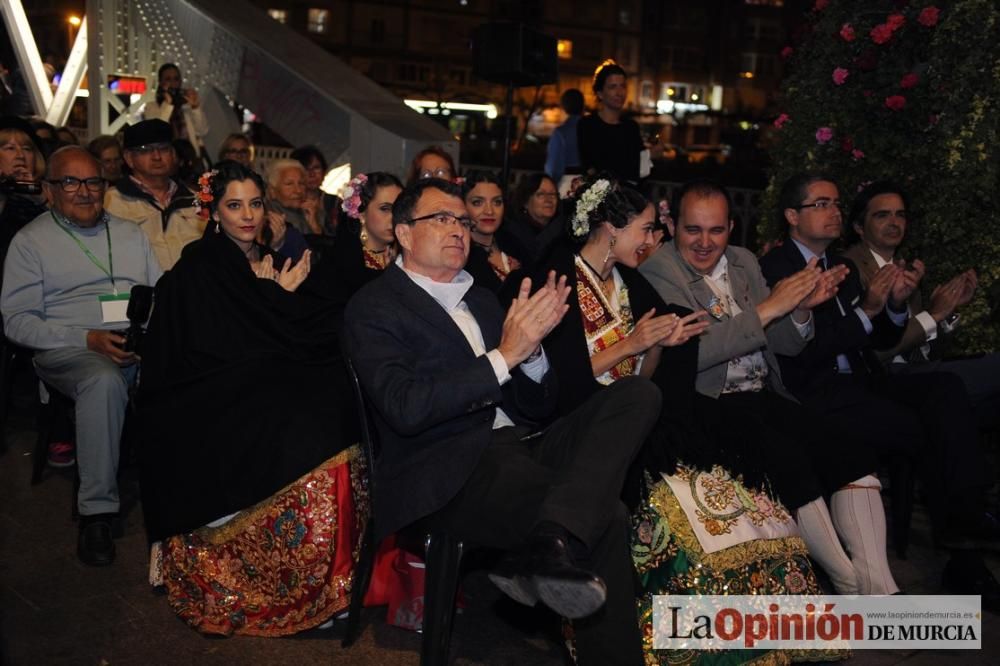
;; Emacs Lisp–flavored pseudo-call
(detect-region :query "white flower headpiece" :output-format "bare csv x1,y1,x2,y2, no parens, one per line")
571,179,611,238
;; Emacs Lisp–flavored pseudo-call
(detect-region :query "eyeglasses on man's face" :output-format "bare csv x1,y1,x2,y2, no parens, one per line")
224,148,251,157
795,199,842,211
46,176,107,193
129,142,173,155
419,167,453,179
533,191,558,200
407,211,475,230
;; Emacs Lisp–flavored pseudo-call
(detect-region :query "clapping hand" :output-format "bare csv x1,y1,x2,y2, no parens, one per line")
264,210,287,248
861,263,899,317
300,194,324,234
956,269,978,306
251,254,278,281
889,258,924,309
757,257,821,326
277,249,312,292
498,271,571,369
659,310,710,346
795,263,849,315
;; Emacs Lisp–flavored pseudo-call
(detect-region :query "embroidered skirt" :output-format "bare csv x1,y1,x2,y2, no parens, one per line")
159,446,369,636
632,467,850,665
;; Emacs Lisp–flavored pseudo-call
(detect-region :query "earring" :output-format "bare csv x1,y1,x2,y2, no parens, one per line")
604,236,616,264
214,221,220,233
359,221,369,245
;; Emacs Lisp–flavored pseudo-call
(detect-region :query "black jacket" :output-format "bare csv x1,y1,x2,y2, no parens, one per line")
343,264,557,540
758,239,904,397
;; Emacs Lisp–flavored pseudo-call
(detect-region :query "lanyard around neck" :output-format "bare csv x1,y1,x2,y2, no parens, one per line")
51,211,116,295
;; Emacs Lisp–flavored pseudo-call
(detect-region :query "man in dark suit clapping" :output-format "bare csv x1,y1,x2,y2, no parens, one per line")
344,178,660,665
760,173,1000,605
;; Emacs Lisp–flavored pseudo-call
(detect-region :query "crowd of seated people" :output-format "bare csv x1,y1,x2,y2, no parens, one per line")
3,93,1000,666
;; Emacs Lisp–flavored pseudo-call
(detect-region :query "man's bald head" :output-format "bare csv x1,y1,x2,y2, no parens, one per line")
43,145,107,227
46,145,101,179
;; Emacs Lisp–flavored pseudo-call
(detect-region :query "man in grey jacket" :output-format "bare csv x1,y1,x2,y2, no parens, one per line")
638,180,902,596
1,146,161,566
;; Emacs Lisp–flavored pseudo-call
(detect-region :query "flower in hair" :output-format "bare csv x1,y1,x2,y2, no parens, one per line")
453,176,465,186
340,173,368,220
571,179,610,238
193,169,218,219
658,199,672,227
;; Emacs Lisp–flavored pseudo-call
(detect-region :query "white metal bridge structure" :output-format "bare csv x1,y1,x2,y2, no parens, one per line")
2,0,455,176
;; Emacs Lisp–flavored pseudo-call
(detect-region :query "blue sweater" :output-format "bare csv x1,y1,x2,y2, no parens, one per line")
1,210,163,350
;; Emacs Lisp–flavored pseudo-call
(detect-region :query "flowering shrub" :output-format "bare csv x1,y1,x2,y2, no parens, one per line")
763,0,1000,353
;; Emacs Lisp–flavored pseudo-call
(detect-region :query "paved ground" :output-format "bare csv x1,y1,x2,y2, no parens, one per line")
1,389,999,665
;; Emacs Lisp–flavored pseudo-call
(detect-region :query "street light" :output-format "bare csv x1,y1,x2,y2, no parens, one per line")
67,15,82,53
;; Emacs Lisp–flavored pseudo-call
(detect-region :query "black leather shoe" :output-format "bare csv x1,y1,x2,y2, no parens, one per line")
942,554,1000,613
524,534,606,619
78,515,116,566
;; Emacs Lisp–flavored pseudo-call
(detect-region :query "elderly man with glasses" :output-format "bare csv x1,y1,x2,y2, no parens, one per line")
344,177,660,665
104,119,204,270
1,145,161,567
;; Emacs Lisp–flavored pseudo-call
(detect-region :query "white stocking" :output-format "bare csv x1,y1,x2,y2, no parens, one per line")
830,475,899,595
795,498,859,594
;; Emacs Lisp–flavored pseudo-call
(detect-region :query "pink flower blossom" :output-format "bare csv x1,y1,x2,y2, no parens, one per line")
900,72,919,89
773,113,790,129
780,46,794,59
871,24,894,44
886,13,906,30
885,95,907,111
851,149,865,161
815,127,834,144
832,67,849,85
918,6,940,27
840,24,856,42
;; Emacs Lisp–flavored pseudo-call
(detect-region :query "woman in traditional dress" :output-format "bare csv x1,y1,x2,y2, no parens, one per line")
328,171,402,290
460,169,529,293
139,161,367,637
536,176,854,665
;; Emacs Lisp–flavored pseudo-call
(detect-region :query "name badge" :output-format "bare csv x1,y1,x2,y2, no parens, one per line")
99,293,130,324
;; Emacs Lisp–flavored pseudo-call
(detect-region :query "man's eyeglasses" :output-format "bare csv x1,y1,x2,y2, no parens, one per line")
129,142,173,155
533,191,558,200
45,176,107,193
407,211,475,230
419,168,453,179
224,148,251,157
795,199,842,211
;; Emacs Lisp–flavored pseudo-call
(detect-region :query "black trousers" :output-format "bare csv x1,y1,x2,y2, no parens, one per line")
430,376,662,666
798,370,986,535
711,390,877,510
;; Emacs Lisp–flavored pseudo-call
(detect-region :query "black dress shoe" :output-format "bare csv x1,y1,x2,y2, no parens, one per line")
78,515,116,566
524,534,606,620
941,554,1000,613
488,557,538,608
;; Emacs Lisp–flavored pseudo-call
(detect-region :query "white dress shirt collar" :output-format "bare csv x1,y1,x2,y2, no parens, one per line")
396,255,474,311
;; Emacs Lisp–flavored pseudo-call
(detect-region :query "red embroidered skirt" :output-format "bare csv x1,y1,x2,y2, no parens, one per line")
160,447,369,636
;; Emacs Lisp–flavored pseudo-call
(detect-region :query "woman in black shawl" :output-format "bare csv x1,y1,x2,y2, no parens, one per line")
138,161,367,637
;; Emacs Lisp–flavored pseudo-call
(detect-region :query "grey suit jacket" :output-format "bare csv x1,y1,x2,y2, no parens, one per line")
840,242,931,363
639,243,808,400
